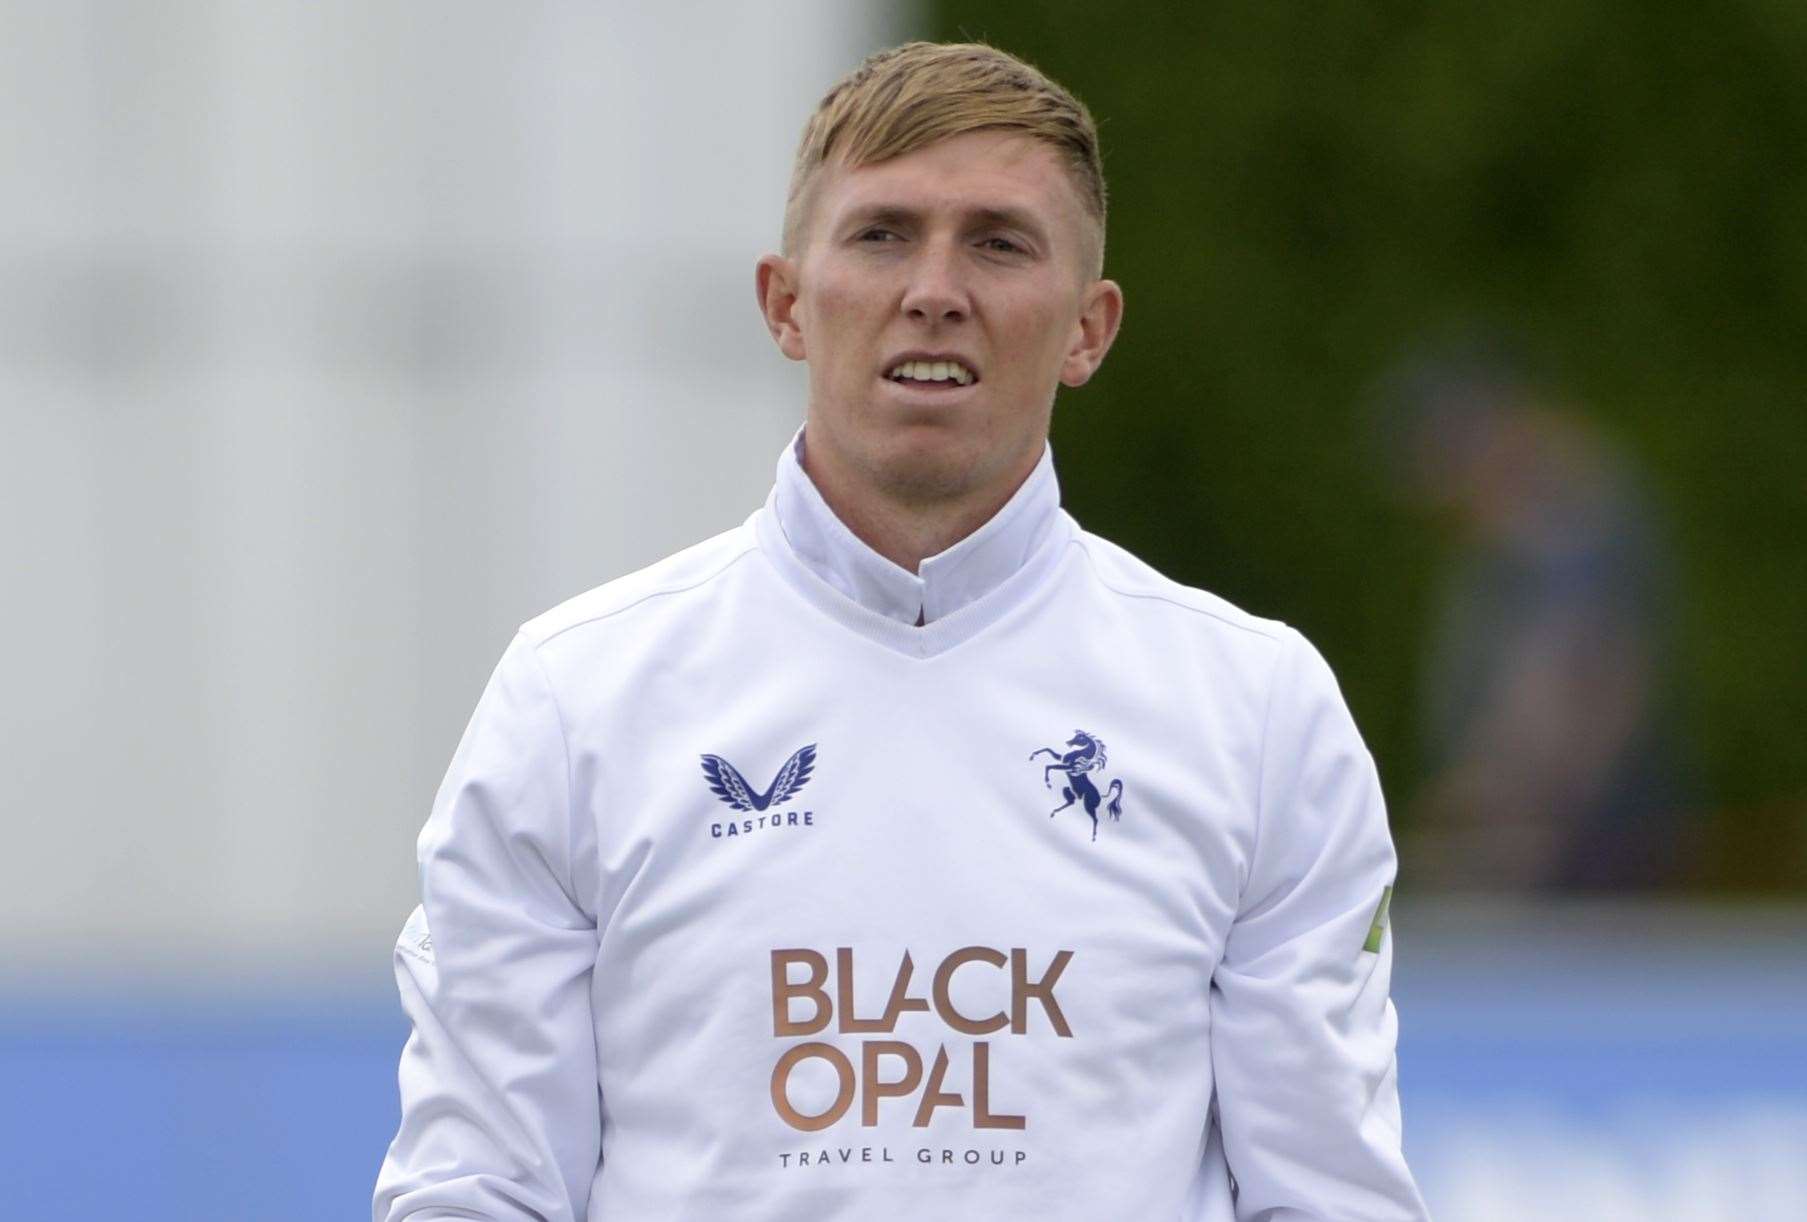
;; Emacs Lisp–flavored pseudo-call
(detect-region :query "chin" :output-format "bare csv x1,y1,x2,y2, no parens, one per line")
872,432,1015,507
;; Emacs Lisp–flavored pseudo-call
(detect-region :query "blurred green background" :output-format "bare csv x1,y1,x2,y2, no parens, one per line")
930,0,1807,891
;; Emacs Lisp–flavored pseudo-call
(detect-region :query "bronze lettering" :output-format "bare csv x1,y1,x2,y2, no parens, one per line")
972,1041,1026,1130
860,1040,923,1125
911,1044,965,1127
876,951,931,1031
1010,948,1073,1036
770,1041,855,1131
772,949,831,1036
932,946,1009,1035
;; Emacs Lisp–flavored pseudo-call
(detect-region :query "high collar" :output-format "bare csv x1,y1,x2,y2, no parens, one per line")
768,425,1063,628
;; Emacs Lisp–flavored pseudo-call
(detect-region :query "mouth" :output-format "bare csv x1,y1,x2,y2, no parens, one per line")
880,356,981,399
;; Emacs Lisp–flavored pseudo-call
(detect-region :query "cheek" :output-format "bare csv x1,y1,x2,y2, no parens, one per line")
1005,308,1074,376
807,268,883,332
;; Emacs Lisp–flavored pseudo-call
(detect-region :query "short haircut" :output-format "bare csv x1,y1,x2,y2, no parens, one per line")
782,40,1109,278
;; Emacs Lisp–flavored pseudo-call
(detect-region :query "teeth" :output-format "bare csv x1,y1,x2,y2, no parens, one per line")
887,359,974,386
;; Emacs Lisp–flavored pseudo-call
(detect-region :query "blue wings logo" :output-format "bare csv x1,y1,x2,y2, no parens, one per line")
700,744,817,813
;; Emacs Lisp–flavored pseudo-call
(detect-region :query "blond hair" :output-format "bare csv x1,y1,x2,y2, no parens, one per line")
781,41,1108,277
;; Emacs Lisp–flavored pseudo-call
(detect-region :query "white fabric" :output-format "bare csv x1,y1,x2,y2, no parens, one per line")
374,433,1430,1221
771,424,1062,627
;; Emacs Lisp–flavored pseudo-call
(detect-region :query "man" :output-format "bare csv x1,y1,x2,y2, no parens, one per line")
375,40,1428,1222
1381,342,1689,891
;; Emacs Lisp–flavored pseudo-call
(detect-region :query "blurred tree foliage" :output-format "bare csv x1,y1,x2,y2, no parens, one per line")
926,1,1806,889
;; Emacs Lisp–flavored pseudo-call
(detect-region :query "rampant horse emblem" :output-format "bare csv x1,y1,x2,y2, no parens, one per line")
1029,730,1125,842
700,743,817,812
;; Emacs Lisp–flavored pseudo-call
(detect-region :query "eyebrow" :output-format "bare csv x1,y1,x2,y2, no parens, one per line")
845,204,1050,246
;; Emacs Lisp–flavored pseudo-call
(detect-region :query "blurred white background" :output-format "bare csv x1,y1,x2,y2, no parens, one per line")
2,0,902,978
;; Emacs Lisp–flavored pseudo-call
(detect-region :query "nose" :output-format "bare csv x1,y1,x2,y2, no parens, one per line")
900,239,969,324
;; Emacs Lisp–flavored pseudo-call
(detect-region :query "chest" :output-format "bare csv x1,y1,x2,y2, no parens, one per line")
576,650,1257,1034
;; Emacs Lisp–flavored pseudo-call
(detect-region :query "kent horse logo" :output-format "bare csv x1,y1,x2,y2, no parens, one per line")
701,743,818,813
1029,731,1124,842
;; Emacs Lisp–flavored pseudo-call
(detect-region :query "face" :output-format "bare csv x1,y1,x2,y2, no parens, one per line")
756,129,1122,508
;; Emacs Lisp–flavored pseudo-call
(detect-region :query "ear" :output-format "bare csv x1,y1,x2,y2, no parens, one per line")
1058,278,1124,388
755,253,807,362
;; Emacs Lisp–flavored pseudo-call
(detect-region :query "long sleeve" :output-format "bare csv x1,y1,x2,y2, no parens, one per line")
373,631,603,1222
1207,626,1429,1220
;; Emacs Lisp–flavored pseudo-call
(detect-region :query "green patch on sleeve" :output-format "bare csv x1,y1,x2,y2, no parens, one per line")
1362,884,1394,953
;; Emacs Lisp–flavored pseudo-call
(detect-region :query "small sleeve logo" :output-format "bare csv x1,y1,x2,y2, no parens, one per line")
1362,884,1394,953
397,906,435,966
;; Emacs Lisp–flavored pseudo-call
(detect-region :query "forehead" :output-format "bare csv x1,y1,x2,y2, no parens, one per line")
815,129,1085,238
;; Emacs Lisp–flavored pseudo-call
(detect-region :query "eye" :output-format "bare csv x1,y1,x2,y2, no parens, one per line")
857,227,901,242
980,236,1025,254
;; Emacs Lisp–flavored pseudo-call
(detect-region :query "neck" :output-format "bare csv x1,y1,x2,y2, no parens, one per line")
800,439,1042,575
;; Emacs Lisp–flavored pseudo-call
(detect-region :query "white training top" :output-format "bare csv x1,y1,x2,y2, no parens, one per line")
373,427,1430,1221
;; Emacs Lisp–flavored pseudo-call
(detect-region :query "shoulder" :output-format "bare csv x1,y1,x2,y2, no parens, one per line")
517,519,760,650
1066,525,1354,750
1069,525,1290,649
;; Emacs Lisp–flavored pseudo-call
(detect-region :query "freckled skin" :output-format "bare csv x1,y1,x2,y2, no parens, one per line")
755,130,1123,570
